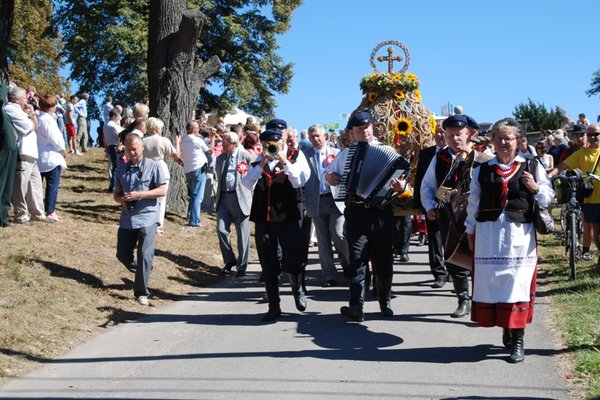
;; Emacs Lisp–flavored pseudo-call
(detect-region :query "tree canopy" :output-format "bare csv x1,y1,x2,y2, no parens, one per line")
586,69,600,99
513,98,563,132
8,0,66,94
52,0,301,118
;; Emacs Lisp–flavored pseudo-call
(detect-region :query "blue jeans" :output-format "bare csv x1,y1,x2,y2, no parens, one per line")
107,145,118,191
185,167,206,226
41,166,62,214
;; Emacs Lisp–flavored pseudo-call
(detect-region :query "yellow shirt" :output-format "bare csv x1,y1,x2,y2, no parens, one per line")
563,147,600,204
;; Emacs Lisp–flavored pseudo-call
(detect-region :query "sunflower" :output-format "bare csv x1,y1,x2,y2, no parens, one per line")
367,92,378,102
394,89,405,101
429,115,437,135
406,72,418,81
414,89,423,102
392,73,403,81
393,117,413,137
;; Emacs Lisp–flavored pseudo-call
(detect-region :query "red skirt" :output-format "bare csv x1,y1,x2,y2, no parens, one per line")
470,268,537,329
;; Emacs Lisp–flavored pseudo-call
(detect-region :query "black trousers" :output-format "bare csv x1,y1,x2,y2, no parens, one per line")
425,217,448,280
393,215,412,256
344,204,395,286
254,220,304,283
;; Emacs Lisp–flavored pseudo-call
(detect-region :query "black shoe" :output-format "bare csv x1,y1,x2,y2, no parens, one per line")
399,254,409,262
262,306,281,322
340,305,364,322
509,329,525,363
450,300,471,318
236,271,246,277
222,260,236,275
431,278,446,288
502,328,513,349
380,303,394,317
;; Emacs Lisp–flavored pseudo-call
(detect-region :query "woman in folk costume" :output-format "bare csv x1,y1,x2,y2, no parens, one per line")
465,118,555,363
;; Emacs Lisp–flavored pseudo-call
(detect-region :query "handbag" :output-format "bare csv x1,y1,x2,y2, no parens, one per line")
527,158,554,234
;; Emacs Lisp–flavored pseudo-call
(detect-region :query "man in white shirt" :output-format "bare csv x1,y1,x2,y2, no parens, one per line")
180,120,213,227
104,109,123,192
3,86,46,224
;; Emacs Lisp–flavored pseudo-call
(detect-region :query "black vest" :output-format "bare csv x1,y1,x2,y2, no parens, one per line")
475,161,534,223
250,148,302,223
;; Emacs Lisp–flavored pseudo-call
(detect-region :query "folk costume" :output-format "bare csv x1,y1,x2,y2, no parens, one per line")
466,154,554,361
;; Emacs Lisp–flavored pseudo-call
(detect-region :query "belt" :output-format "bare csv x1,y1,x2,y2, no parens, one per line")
320,193,333,198
222,190,236,194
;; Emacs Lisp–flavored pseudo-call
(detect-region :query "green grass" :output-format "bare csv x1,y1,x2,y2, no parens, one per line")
538,223,600,399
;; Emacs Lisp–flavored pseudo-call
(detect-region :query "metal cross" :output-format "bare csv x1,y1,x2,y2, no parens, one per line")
377,47,403,73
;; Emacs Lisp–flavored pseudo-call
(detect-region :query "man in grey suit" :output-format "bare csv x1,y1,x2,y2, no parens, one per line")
215,132,256,276
303,124,349,286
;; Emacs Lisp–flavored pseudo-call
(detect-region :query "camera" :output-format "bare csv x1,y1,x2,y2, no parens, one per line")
127,201,137,211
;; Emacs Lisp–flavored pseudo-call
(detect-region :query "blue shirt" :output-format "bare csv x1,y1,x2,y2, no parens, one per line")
115,157,166,229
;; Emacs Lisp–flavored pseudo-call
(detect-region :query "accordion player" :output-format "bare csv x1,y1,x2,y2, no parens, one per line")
331,141,410,208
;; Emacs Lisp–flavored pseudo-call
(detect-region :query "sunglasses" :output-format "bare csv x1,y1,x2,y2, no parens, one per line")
586,132,600,137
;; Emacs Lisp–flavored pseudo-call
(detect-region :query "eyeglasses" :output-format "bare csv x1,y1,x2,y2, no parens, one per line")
586,132,600,137
495,137,517,143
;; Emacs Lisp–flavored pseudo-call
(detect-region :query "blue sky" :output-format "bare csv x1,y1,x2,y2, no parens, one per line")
273,0,600,131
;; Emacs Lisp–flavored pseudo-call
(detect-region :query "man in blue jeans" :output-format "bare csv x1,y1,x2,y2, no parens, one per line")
114,134,166,306
180,120,213,226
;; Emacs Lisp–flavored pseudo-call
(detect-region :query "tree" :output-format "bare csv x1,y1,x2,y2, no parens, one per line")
586,69,600,98
512,98,563,132
52,0,301,118
148,0,221,214
8,0,66,94
0,0,15,84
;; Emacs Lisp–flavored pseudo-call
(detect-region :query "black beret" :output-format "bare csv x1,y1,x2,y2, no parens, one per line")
442,114,480,131
346,111,372,129
259,129,282,142
266,118,287,130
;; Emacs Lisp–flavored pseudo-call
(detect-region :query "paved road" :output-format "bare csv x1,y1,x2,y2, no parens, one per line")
0,240,572,399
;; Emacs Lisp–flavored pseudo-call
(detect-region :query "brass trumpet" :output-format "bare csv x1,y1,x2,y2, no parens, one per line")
265,141,280,159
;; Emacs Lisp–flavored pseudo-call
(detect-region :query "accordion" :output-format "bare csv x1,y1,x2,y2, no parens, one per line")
334,141,410,208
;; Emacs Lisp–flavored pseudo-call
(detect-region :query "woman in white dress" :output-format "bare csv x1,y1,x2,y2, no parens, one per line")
535,142,554,173
142,117,181,233
466,118,554,363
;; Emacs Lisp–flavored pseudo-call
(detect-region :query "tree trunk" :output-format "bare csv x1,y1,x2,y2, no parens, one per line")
0,0,15,84
147,0,221,215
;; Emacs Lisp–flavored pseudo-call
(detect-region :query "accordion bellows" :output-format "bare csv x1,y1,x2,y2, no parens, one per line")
335,141,410,208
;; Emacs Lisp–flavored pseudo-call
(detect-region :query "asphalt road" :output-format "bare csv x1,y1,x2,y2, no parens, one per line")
0,239,573,399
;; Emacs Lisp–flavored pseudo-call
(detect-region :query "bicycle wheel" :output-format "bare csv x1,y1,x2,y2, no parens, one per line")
569,211,577,280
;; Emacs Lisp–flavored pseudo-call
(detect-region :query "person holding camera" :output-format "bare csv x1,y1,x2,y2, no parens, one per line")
242,123,311,322
114,133,167,306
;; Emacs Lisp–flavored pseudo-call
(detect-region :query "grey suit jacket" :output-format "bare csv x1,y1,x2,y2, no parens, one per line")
215,147,255,216
303,145,342,218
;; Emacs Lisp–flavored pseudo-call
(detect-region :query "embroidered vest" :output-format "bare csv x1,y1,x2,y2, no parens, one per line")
475,161,533,223
250,148,301,223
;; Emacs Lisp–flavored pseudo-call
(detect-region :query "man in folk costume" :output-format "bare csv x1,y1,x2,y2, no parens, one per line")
420,114,491,318
242,125,311,322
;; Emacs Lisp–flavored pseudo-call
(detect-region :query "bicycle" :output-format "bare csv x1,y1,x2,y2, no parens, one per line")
552,170,584,280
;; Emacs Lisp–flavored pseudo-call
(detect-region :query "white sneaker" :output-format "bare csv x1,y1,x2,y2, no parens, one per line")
582,252,593,261
137,296,150,306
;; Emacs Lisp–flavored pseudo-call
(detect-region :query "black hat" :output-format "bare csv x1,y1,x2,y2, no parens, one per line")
259,129,282,142
266,118,287,130
442,114,480,131
346,111,372,129
572,125,586,136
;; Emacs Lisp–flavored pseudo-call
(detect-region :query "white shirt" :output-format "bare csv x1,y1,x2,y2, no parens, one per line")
103,120,123,147
180,134,209,174
36,111,67,172
242,144,310,190
3,102,37,159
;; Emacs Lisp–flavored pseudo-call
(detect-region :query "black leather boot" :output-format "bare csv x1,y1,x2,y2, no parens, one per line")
450,277,471,318
376,275,394,317
262,280,281,322
340,279,365,322
502,328,513,349
288,273,307,312
509,328,525,363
